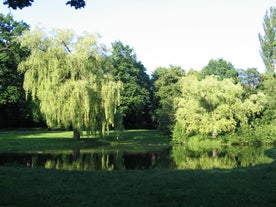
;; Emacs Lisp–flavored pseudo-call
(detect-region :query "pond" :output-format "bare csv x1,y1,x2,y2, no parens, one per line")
0,145,275,171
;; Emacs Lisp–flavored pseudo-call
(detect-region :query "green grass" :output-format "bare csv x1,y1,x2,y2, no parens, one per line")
0,130,275,207
0,129,170,153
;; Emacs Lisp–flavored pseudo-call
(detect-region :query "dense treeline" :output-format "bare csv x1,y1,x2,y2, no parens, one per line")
0,7,275,143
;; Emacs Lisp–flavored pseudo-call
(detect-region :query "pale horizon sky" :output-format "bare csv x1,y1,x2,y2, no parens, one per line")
1,0,275,74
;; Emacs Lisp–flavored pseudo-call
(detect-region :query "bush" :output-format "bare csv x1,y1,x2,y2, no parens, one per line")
172,122,189,143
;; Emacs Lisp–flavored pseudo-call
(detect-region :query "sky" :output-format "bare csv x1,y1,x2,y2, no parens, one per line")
1,0,275,74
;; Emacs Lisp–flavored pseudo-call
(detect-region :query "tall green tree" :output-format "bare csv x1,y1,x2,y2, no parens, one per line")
173,75,267,142
0,13,40,128
258,6,276,123
111,41,151,129
18,28,121,139
259,6,276,75
151,65,185,134
201,58,240,83
0,14,29,104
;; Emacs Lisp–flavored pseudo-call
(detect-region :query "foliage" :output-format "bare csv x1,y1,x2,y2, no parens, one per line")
257,74,276,124
151,65,185,134
0,13,29,104
231,123,276,145
201,58,240,83
173,75,267,142
66,0,85,9
18,28,121,138
111,41,151,129
3,0,86,9
258,7,276,125
238,68,261,90
259,6,276,75
0,13,43,128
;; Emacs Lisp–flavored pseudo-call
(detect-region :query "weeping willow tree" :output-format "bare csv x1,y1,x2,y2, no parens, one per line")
18,28,121,139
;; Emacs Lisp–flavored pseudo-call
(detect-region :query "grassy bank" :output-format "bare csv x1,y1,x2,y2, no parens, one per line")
0,149,276,207
0,129,171,153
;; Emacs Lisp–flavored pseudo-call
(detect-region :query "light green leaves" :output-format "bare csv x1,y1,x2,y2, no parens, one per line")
173,75,267,141
259,6,276,74
19,28,121,137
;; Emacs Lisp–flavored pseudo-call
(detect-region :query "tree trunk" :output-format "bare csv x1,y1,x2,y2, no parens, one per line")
212,149,218,158
73,148,80,159
73,129,80,140
212,132,217,138
212,129,217,138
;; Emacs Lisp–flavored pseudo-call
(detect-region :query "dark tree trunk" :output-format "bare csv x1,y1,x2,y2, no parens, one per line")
73,148,80,159
73,129,80,140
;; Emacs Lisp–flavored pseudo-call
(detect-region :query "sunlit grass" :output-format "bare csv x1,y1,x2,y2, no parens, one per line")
0,129,170,153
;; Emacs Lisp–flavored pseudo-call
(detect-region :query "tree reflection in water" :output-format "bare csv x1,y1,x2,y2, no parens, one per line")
43,147,173,171
172,145,274,170
45,149,123,171
0,146,274,171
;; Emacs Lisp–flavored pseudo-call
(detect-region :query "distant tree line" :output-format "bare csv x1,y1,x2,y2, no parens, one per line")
0,6,275,142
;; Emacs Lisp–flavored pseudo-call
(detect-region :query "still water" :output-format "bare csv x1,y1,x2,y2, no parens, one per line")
0,146,274,171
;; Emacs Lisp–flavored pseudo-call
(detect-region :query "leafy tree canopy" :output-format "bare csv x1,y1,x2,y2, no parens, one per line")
18,28,121,139
111,40,151,129
238,68,261,90
0,13,40,128
173,75,267,142
151,65,185,134
3,0,86,9
0,13,29,104
259,6,276,75
258,6,276,124
201,58,240,83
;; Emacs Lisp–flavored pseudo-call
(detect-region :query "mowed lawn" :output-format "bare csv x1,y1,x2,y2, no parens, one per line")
0,129,171,153
0,130,275,207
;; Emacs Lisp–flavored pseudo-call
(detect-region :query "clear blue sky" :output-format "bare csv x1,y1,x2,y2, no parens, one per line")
1,0,275,74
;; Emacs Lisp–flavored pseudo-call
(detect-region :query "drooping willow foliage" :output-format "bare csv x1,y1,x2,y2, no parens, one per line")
18,28,122,137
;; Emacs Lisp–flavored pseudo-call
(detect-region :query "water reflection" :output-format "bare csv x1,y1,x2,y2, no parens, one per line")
172,146,274,170
0,146,274,171
0,147,174,171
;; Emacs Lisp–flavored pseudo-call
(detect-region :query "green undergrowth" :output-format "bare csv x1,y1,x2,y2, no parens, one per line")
172,124,276,147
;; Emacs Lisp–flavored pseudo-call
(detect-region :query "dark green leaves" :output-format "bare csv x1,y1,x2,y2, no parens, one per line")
3,0,86,9
111,41,151,129
3,0,33,9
